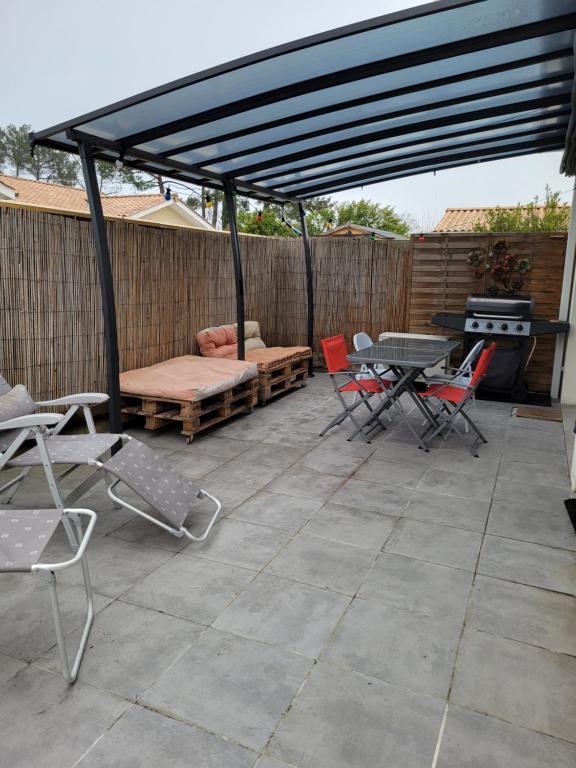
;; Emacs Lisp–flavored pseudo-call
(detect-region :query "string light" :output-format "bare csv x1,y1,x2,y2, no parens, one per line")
205,193,213,209
164,186,171,201
256,209,263,223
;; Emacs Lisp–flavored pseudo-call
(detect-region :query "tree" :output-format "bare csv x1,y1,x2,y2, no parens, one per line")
1,124,35,178
237,206,296,236
334,198,413,236
473,187,571,232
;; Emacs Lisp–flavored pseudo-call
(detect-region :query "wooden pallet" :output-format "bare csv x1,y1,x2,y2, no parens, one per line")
257,353,312,405
121,378,258,442
513,405,563,423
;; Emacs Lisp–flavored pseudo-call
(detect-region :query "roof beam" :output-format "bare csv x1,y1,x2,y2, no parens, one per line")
273,124,568,192
212,93,570,178
299,141,563,197
194,75,572,170
65,129,298,204
158,49,572,159
246,107,571,184
115,13,576,150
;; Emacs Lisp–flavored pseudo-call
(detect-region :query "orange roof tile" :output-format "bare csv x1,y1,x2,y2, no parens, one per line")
433,205,571,232
0,174,164,218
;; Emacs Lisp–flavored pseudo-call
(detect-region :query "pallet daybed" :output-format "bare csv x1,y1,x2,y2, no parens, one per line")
196,321,312,405
120,355,258,443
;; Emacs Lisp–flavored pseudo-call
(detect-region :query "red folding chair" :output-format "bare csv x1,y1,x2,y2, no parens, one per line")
320,334,392,443
420,342,497,456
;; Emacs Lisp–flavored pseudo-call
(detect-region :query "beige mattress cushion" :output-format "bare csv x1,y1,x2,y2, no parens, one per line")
120,355,257,401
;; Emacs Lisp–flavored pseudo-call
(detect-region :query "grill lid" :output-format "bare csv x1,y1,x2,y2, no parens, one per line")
465,294,534,318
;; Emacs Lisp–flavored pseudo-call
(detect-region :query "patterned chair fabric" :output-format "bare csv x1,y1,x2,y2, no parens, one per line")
0,509,61,572
8,433,122,467
103,439,201,529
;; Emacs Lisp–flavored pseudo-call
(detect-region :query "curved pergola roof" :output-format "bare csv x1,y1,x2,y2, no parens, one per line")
32,0,576,202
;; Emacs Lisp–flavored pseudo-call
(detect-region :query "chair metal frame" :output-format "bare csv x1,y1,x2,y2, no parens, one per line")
0,507,97,683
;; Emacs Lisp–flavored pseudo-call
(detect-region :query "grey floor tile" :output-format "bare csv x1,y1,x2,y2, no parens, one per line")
38,600,201,699
0,652,27,686
0,665,127,768
202,459,285,492
498,458,570,488
229,491,322,532
266,532,376,595
198,479,258,512
265,468,345,501
419,468,495,501
321,434,378,458
268,661,444,768
255,759,293,768
359,553,473,622
57,535,173,598
487,500,576,550
141,628,311,751
384,518,483,571
501,443,567,467
330,477,413,515
404,489,490,532
493,476,569,511
240,442,310,468
214,572,349,657
121,554,255,624
76,703,255,768
0,583,112,661
303,502,397,549
323,597,461,698
451,628,576,743
292,446,366,478
109,512,213,552
477,535,576,595
431,448,501,475
467,575,576,655
192,434,258,459
354,458,427,488
370,440,436,466
506,429,566,452
437,704,576,768
182,518,291,571
168,451,232,480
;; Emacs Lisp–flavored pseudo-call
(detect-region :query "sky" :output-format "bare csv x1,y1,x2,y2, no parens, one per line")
1,0,571,230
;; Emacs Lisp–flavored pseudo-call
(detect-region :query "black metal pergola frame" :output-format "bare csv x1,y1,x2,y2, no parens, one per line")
29,0,576,430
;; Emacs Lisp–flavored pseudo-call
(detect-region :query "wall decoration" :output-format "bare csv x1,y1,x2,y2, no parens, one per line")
466,239,531,294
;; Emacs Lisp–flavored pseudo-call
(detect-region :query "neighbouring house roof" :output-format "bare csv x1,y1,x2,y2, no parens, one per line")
0,174,214,229
433,205,572,232
323,222,409,240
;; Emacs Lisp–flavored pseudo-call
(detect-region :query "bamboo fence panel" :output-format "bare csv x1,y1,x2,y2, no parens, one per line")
0,206,410,400
409,232,567,393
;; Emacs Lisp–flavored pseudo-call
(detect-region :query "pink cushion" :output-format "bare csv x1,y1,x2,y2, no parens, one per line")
197,326,237,356
202,343,238,359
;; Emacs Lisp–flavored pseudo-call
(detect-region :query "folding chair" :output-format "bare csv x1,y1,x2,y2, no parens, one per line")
353,331,397,422
319,334,391,443
423,340,485,432
420,343,497,456
0,507,96,683
0,380,221,542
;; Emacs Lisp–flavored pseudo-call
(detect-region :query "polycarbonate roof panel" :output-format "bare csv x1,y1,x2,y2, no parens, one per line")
32,0,576,202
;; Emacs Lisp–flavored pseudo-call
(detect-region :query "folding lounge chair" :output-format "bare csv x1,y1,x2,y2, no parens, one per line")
420,342,497,456
0,389,221,543
0,507,96,683
320,334,392,443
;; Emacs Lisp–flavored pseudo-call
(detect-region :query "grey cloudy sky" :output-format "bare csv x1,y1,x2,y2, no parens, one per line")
1,0,570,229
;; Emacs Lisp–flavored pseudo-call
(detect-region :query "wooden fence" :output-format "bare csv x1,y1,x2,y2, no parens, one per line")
0,207,412,400
409,232,567,392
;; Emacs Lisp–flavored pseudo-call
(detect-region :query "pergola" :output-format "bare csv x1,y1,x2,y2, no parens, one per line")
31,0,576,430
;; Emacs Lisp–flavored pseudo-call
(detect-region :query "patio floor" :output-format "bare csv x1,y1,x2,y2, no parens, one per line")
1,375,575,767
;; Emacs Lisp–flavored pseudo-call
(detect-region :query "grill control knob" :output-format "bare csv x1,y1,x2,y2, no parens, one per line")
501,323,508,331
486,322,493,330
516,324,524,332
471,321,479,329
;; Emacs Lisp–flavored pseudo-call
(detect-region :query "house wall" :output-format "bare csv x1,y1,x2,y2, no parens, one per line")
139,205,208,229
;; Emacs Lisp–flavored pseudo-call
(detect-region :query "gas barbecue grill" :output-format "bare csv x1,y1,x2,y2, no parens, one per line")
431,295,569,401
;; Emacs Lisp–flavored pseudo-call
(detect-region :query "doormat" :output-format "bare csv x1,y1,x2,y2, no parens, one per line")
513,405,563,422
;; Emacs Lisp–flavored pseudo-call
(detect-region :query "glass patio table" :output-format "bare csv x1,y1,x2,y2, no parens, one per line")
347,337,460,449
